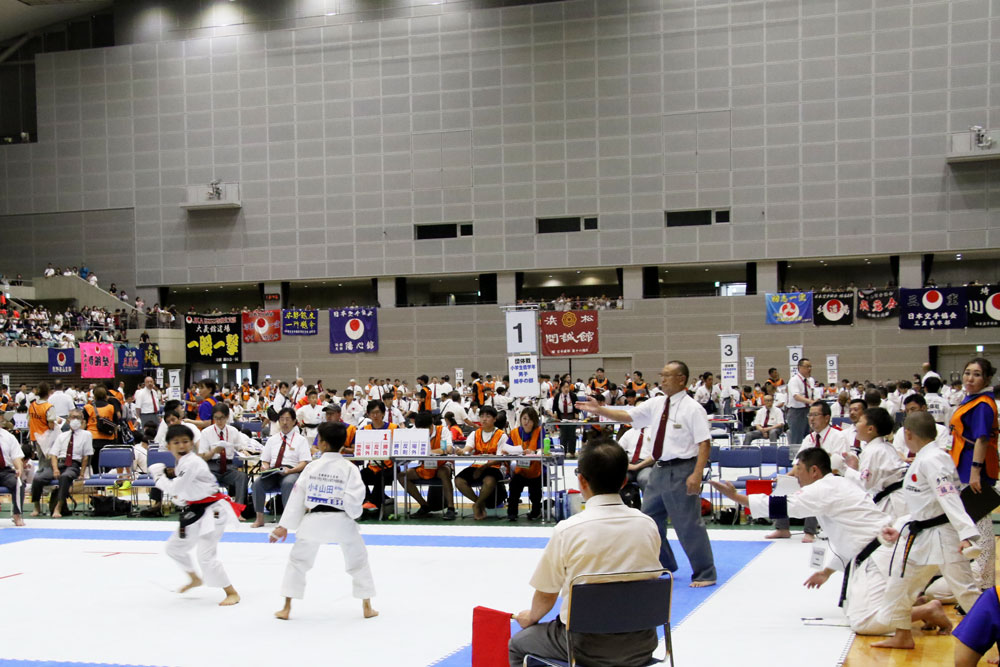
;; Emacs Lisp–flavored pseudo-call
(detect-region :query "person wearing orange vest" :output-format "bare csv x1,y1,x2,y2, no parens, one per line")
85,384,120,474
949,357,999,590
470,372,488,406
28,382,56,458
455,405,509,521
359,400,396,515
627,371,649,397
318,405,356,454
414,375,433,413
186,380,219,430
506,407,543,521
589,368,609,396
398,411,456,520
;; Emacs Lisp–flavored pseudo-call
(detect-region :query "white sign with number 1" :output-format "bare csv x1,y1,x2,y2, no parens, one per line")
505,310,537,354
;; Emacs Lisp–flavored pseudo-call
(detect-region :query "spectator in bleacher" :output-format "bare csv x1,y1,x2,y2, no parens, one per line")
43,264,55,278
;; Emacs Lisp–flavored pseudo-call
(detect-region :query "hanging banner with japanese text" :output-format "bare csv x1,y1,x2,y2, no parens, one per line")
813,291,855,326
48,348,74,375
765,292,813,324
80,342,115,379
117,346,143,375
539,310,599,356
329,307,378,354
282,309,319,335
185,314,242,364
899,287,967,330
857,288,899,320
140,342,161,367
242,310,282,343
967,284,1000,328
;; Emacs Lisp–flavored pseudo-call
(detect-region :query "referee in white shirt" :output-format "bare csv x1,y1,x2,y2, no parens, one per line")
133,376,162,426
786,358,814,446
577,360,716,587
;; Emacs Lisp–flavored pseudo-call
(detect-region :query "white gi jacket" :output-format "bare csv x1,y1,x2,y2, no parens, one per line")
150,451,238,534
749,473,890,572
843,437,908,519
895,443,979,567
279,451,366,527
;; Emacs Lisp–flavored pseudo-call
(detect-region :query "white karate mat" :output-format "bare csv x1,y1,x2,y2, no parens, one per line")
0,521,853,666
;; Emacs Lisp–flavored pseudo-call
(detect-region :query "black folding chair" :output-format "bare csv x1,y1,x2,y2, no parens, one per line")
524,569,674,667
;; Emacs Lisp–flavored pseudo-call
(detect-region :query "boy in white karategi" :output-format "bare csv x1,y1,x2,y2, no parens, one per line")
150,424,243,607
269,421,377,621
871,411,981,650
843,408,908,520
711,447,954,637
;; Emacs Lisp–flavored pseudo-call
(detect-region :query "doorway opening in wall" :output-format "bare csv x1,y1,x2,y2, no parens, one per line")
931,344,1000,384
188,362,260,393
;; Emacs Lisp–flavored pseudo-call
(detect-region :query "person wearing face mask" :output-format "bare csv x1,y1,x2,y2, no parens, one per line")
31,409,93,518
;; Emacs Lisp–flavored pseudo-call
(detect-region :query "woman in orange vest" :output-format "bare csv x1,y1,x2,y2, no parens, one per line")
455,405,509,520
443,413,465,444
28,382,56,454
85,385,119,474
506,407,543,521
949,357,998,588
360,400,396,514
399,411,456,520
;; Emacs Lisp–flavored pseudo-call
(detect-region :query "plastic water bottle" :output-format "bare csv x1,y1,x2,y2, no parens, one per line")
543,436,551,455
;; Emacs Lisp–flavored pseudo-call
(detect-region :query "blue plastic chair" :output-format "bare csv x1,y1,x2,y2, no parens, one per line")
83,447,136,504
717,447,763,490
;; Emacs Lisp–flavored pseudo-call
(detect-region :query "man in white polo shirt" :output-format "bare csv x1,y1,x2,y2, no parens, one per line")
133,375,162,426
786,358,815,446
577,360,716,588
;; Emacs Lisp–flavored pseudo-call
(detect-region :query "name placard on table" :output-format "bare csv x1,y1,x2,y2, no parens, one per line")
353,428,430,458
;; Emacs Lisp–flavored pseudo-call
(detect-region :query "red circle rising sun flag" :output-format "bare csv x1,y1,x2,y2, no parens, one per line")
921,289,942,310
330,308,378,354
814,291,855,326
968,285,1000,328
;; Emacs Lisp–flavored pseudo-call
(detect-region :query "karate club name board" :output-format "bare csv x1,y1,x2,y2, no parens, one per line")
539,310,598,357
185,314,242,364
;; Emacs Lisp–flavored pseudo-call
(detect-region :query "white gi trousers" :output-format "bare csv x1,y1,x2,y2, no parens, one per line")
875,558,979,630
280,511,376,600
165,500,234,588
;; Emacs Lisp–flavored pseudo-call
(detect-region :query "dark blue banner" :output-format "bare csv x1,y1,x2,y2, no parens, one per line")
899,287,967,330
329,308,378,354
48,348,75,375
282,309,318,335
117,346,144,375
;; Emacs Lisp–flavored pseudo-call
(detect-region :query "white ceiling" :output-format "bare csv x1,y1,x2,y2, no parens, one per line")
0,0,111,45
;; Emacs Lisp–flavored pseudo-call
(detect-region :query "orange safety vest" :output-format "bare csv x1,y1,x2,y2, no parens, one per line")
28,400,53,441
109,389,124,404
473,381,486,405
631,381,648,395
419,387,432,412
363,422,397,472
416,425,447,480
510,426,541,479
86,402,116,441
470,428,504,469
590,378,608,393
949,393,999,480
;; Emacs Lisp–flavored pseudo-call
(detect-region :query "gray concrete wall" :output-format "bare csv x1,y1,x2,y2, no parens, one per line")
240,295,1000,388
0,0,996,289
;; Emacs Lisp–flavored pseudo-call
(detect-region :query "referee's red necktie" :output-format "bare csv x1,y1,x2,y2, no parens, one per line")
762,410,769,427
274,434,287,468
65,433,74,468
631,432,644,464
650,397,671,460
218,427,227,474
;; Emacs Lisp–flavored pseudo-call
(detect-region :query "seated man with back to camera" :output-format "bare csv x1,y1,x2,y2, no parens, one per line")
508,439,662,667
